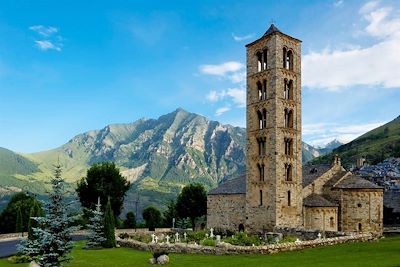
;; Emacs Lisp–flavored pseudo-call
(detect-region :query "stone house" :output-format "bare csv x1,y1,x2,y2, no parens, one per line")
207,24,384,235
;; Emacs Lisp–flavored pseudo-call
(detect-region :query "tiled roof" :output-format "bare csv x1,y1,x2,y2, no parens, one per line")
323,170,348,188
208,174,246,195
333,175,384,190
304,193,338,207
263,24,281,37
303,164,332,187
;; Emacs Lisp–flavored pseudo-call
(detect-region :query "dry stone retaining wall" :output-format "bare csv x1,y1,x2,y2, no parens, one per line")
117,233,375,255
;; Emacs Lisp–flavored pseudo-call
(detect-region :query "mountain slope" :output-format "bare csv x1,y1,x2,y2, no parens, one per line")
1,108,325,214
311,116,400,166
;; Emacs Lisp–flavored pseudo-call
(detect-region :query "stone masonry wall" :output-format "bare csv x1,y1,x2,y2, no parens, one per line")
340,190,384,234
304,207,338,232
246,30,303,232
117,233,375,255
207,194,246,231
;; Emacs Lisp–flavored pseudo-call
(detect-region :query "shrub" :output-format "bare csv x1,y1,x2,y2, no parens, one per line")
200,238,216,247
186,230,207,243
8,254,33,263
223,232,261,246
280,235,297,243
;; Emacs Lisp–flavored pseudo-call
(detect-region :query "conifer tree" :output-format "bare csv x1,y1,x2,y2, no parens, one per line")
28,201,43,240
16,206,23,235
18,164,80,266
103,198,116,248
85,198,106,249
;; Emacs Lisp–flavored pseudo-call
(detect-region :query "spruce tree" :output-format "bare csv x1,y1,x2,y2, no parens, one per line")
16,206,23,235
28,201,43,240
103,198,116,248
18,164,80,266
85,198,106,249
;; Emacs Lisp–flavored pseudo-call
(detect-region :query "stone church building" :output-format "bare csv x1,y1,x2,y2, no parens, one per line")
207,24,384,235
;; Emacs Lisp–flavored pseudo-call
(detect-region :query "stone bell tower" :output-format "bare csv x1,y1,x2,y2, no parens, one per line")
245,24,303,232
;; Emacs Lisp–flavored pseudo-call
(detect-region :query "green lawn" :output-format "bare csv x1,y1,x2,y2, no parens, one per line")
1,237,400,267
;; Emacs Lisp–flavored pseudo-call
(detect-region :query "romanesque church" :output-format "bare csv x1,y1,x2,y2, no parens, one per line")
207,24,383,234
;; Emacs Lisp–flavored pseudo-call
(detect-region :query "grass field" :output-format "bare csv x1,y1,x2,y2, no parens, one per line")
1,237,399,267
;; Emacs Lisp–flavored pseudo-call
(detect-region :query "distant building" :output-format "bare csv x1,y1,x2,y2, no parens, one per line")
207,25,383,235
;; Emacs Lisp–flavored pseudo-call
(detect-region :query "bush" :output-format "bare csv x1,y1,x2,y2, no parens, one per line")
186,230,207,243
8,255,33,264
200,238,216,247
280,235,297,243
223,232,261,246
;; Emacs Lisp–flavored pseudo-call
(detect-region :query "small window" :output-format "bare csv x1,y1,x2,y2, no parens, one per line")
357,203,362,208
262,79,267,100
262,109,267,129
285,164,292,181
358,223,362,232
257,81,263,101
287,191,291,206
257,52,262,72
257,111,263,129
260,190,263,206
329,217,334,228
263,49,268,70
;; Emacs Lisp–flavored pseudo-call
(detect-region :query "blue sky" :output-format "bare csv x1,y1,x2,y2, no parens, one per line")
0,0,399,153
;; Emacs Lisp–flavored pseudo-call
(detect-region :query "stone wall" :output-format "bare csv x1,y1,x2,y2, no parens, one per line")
304,207,338,232
340,190,383,234
245,29,303,232
117,233,375,255
207,194,246,231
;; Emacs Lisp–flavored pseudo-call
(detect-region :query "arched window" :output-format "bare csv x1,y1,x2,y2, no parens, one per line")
257,111,263,129
287,110,294,128
257,138,266,156
263,80,267,100
287,191,291,206
257,81,263,101
260,190,263,206
286,50,293,70
284,80,293,100
257,52,262,72
284,138,293,156
262,109,267,129
330,217,334,228
263,49,268,70
238,224,245,232
285,163,292,181
284,109,293,128
358,223,362,232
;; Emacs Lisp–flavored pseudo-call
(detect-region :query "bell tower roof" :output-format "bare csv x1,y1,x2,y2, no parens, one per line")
263,23,281,37
246,24,301,47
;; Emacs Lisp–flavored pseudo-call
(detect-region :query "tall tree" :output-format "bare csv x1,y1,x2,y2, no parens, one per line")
85,198,106,249
28,201,43,240
103,198,116,248
123,211,136,229
176,184,207,230
15,206,23,235
76,162,131,218
0,192,38,234
18,164,80,266
163,200,177,228
142,206,162,231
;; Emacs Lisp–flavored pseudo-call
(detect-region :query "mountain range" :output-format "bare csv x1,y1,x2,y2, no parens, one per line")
0,108,342,214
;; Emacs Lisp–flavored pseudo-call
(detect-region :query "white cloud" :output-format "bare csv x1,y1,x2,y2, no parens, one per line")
303,121,385,147
34,40,62,51
29,25,63,52
333,0,344,7
206,88,246,108
29,25,58,37
215,106,231,116
232,33,254,42
200,61,243,76
302,1,400,90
